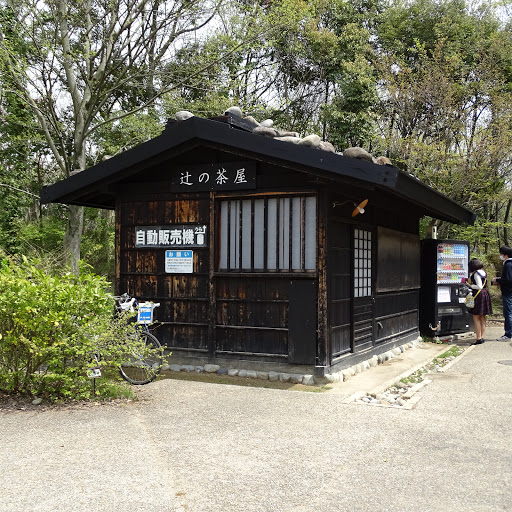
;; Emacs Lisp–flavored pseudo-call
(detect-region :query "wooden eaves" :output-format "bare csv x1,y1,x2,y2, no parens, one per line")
40,115,476,226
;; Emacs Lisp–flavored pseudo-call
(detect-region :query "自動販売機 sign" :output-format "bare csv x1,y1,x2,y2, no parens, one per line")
135,225,206,248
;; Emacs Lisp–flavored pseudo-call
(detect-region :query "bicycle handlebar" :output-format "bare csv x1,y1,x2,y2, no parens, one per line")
113,294,160,310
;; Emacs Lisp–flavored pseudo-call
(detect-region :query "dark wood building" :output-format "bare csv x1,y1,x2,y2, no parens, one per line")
41,115,475,375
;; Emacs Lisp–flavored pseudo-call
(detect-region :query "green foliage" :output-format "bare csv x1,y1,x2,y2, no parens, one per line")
16,216,66,255
5,207,115,278
80,209,115,279
374,0,512,252
449,220,512,252
163,90,234,120
0,254,145,401
0,189,32,254
322,53,379,148
2,0,512,264
94,113,164,160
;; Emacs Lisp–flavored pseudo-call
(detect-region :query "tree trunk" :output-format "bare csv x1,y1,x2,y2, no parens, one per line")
63,205,84,273
504,198,512,247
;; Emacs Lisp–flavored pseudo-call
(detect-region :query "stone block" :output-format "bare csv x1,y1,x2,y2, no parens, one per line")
302,374,315,386
342,370,352,380
320,373,340,384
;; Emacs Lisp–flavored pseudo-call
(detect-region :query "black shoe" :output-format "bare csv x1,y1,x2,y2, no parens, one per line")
472,338,485,345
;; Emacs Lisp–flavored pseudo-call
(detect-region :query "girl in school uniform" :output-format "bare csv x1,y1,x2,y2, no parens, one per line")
466,258,493,345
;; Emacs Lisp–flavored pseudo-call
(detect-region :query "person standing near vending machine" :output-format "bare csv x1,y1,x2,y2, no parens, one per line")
466,258,492,345
492,246,512,341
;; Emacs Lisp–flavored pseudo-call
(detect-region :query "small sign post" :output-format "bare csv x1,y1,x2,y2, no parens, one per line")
137,303,155,324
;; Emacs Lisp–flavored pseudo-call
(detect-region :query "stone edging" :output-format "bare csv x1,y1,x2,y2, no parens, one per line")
161,338,422,386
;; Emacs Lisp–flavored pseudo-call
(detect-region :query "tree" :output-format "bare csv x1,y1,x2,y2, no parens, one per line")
160,0,317,124
3,0,512,266
374,0,512,250
0,0,223,272
250,0,384,148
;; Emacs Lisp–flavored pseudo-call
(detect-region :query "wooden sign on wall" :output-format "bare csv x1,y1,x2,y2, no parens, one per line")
135,225,207,248
170,162,256,192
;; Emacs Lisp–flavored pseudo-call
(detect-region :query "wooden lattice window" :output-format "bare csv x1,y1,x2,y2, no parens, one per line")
218,196,317,272
354,228,372,297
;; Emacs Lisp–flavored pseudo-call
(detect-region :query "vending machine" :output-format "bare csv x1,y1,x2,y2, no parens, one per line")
419,239,472,336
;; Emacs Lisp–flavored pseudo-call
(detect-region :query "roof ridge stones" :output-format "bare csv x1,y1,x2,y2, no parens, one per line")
174,106,392,166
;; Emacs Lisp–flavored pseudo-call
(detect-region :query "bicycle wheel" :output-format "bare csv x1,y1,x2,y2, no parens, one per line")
119,331,163,385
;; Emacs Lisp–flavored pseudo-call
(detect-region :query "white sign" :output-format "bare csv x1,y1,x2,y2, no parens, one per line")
437,286,451,303
135,225,207,248
165,250,193,273
87,368,102,379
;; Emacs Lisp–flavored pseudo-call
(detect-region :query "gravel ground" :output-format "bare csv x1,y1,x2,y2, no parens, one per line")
1,329,512,512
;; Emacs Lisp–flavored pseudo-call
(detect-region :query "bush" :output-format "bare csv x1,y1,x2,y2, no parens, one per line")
0,254,142,401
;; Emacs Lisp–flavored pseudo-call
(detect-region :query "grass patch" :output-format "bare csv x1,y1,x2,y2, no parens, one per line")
88,377,135,400
399,368,428,385
398,345,465,386
422,335,444,344
0,376,136,411
432,345,463,363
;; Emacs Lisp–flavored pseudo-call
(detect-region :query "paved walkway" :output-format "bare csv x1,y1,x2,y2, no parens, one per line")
327,339,450,398
1,327,512,511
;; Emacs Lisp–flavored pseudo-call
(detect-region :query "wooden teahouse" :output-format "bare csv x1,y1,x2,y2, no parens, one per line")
41,114,475,376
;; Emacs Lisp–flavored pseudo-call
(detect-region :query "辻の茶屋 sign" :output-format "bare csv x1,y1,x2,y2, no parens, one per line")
170,162,256,192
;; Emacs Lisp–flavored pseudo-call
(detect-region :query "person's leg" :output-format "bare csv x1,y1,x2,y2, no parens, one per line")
473,315,482,340
480,315,487,340
503,294,512,338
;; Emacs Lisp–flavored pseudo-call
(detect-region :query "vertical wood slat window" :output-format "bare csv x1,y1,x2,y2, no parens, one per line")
219,196,317,272
354,229,372,297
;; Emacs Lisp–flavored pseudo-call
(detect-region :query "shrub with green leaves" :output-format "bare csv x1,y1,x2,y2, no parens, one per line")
0,254,142,401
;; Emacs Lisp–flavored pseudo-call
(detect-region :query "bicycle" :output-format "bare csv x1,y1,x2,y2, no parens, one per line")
113,293,164,385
